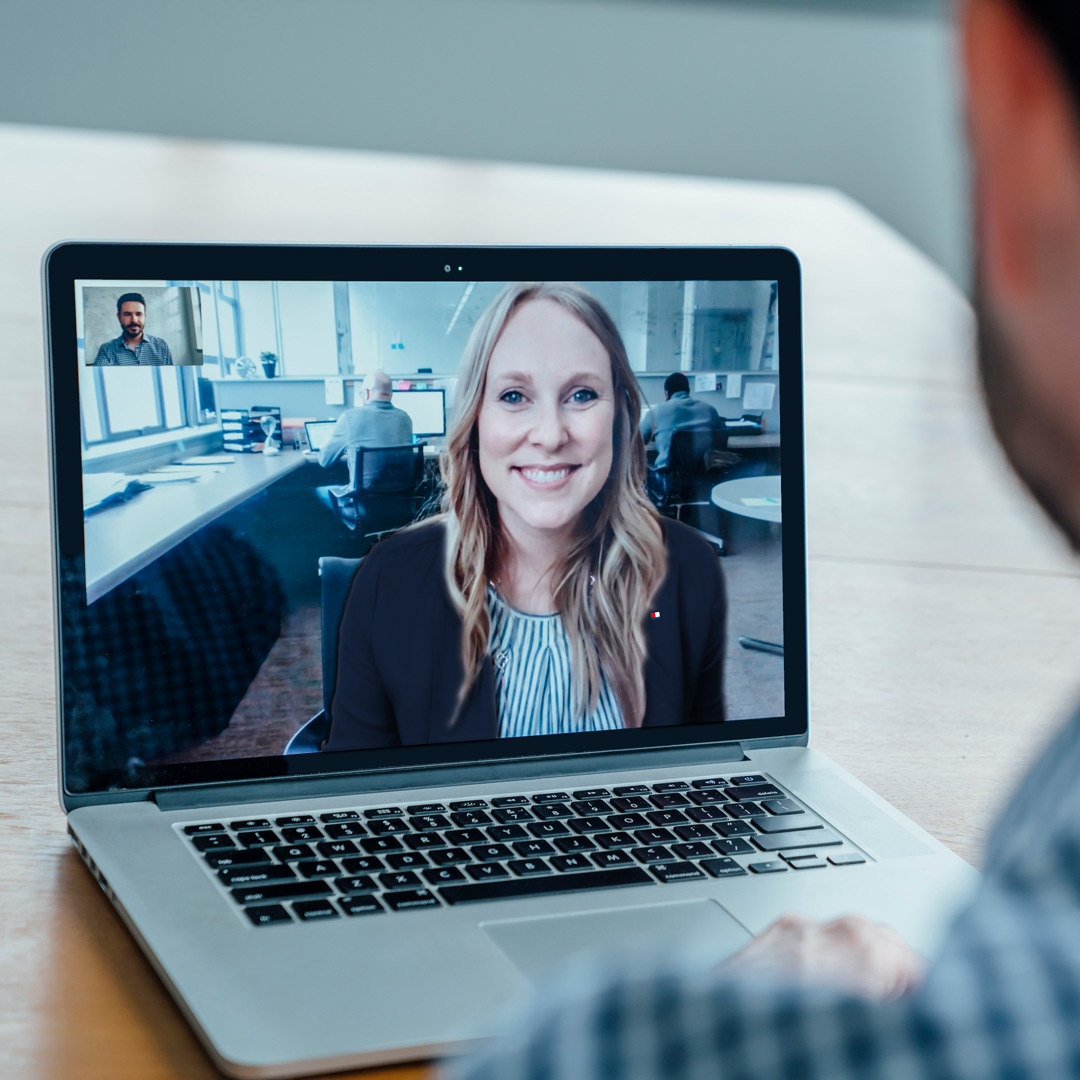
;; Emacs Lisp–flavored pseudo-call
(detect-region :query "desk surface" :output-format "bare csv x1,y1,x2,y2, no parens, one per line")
711,475,782,523
4,123,1080,1080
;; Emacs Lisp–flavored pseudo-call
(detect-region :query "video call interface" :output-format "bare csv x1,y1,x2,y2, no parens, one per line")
66,277,784,791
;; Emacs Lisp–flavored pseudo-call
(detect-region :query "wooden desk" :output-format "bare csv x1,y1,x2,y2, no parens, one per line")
4,123,1080,1080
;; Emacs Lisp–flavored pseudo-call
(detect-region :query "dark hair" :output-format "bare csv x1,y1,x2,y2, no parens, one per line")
664,372,690,396
116,292,146,313
1015,2,1080,104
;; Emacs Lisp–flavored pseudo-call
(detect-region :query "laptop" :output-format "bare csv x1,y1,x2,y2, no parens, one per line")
304,420,337,454
46,244,977,1078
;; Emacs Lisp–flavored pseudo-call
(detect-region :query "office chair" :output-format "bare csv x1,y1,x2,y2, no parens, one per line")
283,555,364,755
651,427,734,554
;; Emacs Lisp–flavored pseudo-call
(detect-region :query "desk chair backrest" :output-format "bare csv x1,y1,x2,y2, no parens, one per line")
319,555,364,716
346,442,424,497
666,425,729,477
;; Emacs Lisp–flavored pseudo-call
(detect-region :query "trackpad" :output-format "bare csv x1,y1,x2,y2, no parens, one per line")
481,899,752,983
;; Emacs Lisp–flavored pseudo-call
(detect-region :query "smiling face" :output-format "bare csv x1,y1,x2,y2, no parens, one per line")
116,300,146,340
477,298,616,547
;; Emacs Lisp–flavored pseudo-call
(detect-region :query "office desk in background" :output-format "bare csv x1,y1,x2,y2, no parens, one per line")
4,124,1080,1080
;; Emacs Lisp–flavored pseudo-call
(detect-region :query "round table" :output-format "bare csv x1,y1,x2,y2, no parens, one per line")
710,475,782,523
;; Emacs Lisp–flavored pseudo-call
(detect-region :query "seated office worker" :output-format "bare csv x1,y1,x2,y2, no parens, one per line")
639,371,724,468
91,292,174,366
323,283,726,752
449,3,1080,1079
317,368,413,473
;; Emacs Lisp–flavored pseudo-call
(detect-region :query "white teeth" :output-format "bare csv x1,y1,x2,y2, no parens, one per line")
520,468,570,484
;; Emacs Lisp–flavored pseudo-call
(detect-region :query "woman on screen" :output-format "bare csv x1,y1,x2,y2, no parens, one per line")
323,282,726,751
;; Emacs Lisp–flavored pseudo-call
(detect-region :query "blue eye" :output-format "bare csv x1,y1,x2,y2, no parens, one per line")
499,390,525,405
571,388,598,404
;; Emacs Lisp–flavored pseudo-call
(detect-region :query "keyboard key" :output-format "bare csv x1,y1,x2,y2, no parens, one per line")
572,788,611,800
673,824,714,841
671,842,713,859
384,889,441,911
336,875,377,894
647,809,688,827
527,821,570,838
282,825,324,843
700,857,747,878
784,854,826,869
184,822,225,836
360,836,403,854
231,818,271,831
297,860,340,879
569,817,609,834
409,814,451,832
762,798,803,816
554,835,596,853
245,904,292,926
688,790,728,805
652,861,705,883
294,899,339,921
275,814,316,827
690,777,728,789
445,828,486,846
570,799,611,816
364,807,404,819
424,866,467,884
612,785,650,796
237,830,280,848
466,862,510,881
218,864,295,887
439,866,654,905
231,881,332,905
631,845,675,863
387,852,429,870
192,834,236,852
634,828,676,845
317,840,359,859
592,849,634,868
430,847,471,866
611,796,650,812
406,803,446,815
532,792,571,803
608,813,648,830
204,848,270,869
686,806,728,823
339,894,385,916
714,820,755,837
325,822,366,839
713,838,754,856
729,774,768,787
828,853,867,866
595,831,636,849
551,854,593,872
341,855,385,874
534,804,574,820
404,832,447,850
749,860,787,874
449,799,488,811
470,844,512,863
369,819,410,836
652,782,690,793
755,815,824,834
725,803,765,819
487,824,528,842
507,858,552,876
513,839,555,857
753,830,842,852
380,871,423,890
321,811,361,823
491,796,529,808
726,784,783,803
492,807,533,824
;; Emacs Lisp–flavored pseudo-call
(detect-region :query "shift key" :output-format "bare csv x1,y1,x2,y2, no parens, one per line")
755,814,825,834
230,880,332,905
753,830,842,852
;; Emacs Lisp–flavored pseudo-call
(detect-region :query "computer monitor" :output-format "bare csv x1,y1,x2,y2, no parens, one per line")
304,420,337,453
392,388,446,438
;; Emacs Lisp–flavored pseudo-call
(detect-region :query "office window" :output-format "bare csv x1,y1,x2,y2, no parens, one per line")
161,370,184,428
101,367,161,437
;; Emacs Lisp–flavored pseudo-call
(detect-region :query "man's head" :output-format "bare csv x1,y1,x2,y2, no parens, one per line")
664,372,690,400
115,293,146,341
965,0,1080,547
361,369,393,405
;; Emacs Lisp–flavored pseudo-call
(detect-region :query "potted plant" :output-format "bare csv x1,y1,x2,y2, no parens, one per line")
260,351,278,379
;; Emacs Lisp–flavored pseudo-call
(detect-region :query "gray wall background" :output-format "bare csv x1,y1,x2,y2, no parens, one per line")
0,0,968,283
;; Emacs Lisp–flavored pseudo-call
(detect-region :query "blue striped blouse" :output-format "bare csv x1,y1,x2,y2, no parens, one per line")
487,586,624,738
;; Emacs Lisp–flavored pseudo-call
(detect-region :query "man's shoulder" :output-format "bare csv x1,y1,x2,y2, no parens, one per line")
145,334,170,349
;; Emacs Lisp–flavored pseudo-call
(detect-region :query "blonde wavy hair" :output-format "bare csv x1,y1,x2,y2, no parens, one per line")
438,282,667,727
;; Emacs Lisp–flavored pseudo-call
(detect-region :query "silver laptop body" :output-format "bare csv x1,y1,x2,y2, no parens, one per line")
47,244,977,1078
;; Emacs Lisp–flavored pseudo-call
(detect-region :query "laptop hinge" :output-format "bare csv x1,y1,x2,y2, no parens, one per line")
151,741,748,813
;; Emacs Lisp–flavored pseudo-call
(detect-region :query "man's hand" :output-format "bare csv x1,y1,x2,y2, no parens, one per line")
722,913,926,1001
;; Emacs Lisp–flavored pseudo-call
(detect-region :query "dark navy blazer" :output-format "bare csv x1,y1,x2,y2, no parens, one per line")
323,518,727,752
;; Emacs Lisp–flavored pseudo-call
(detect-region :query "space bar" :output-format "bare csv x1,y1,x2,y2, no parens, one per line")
439,867,654,905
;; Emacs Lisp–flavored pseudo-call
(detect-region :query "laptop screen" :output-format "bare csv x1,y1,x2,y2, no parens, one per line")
49,247,804,797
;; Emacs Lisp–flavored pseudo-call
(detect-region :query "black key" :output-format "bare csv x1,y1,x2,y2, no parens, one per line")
282,825,324,843
404,832,447,851
755,815,824,834
193,834,237,852
317,840,359,859
492,807,533,824
652,861,705,883
360,836,403,854
592,849,634,868
341,855,385,874
245,904,292,926
321,811,361,823
650,793,690,809
491,796,529,808
714,820,755,838
424,866,467,884
470,844,512,862
430,847,471,866
673,824,714,841
609,813,648,830
513,839,554,857
700,857,747,878
653,781,690,793
672,842,713,859
829,853,867,866
364,807,404,819
488,824,528,842
387,852,429,870
534,804,574,821
726,784,783,803
237,830,280,848
570,799,611,816
595,831,636,849
369,819,410,836
275,814,315,827
762,798,803,816
647,809,688,827
527,821,570,838
753,830,842,852
713,838,755,856
554,835,596,853
339,894,385,916
532,792,571,803
231,880,332,905
688,789,728,805
507,858,552,876
466,862,510,881
785,854,826,870
336,875,377,894
552,854,593,872
204,848,270,869
631,845,675,863
725,803,765,819
611,796,649,812
380,871,423,890
445,828,486,845
409,814,451,832
449,811,492,828
690,777,727,789
612,785,650,796
184,822,225,836
297,859,340,878
406,803,447,815
686,806,728,823
384,889,441,911
231,818,271,831
729,774,768,787
572,788,611,800
218,864,295,887
325,821,366,839
294,899,339,921
749,860,787,874
440,866,654,905
569,817,609,834
449,799,488,811
634,828,675,845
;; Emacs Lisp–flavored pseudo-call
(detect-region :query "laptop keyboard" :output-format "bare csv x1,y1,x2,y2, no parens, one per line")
178,774,868,927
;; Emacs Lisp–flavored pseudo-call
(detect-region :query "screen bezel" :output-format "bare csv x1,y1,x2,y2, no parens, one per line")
392,387,447,438
304,420,337,453
46,243,806,802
